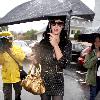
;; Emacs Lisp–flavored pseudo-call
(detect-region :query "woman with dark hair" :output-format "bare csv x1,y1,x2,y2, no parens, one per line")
30,16,72,100
83,33,100,100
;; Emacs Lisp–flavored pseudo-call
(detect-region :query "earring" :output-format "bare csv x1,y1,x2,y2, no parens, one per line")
49,24,51,33
49,24,50,29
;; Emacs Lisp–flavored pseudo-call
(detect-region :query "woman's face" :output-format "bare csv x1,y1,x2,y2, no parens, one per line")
50,19,64,36
94,37,100,49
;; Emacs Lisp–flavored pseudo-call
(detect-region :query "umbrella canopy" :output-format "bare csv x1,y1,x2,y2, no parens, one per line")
78,27,100,43
96,27,100,33
0,0,94,26
78,33,100,43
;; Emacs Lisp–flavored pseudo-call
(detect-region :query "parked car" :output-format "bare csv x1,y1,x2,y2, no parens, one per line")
71,41,85,62
13,40,32,56
29,40,39,48
24,40,33,46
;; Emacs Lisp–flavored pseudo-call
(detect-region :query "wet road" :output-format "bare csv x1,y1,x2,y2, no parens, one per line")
0,63,99,100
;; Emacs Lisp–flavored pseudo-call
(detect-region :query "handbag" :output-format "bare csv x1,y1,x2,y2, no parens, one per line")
21,64,46,95
7,51,27,80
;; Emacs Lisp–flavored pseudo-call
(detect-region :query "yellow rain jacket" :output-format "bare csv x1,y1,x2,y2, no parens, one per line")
0,45,25,83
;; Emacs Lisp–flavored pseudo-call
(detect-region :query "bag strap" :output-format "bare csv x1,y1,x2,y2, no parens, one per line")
28,64,41,75
6,50,22,70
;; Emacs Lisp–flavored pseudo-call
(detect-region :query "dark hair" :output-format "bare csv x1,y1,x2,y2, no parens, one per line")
0,37,12,48
48,16,66,22
90,33,100,51
91,44,95,50
94,33,100,40
41,16,69,49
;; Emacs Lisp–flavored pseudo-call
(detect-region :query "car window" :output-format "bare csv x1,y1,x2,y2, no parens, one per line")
72,43,84,51
76,43,84,51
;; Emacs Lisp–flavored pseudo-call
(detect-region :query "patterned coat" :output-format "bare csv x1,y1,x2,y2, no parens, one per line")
34,39,72,96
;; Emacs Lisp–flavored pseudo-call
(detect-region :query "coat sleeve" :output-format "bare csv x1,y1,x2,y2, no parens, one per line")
57,40,72,69
83,52,97,69
0,53,4,65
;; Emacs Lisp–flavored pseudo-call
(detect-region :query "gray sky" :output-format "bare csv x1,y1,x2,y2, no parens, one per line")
0,0,95,33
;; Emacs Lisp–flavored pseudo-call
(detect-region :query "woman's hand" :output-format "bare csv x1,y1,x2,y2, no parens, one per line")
48,33,60,47
48,33,63,60
26,53,37,65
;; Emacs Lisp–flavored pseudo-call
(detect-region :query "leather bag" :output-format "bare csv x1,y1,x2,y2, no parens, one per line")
21,64,45,95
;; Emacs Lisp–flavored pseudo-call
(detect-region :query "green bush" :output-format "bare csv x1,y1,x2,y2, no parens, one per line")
74,30,80,40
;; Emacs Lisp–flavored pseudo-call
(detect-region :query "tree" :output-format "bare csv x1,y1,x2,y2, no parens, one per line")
74,30,80,40
0,26,8,31
23,29,37,40
11,29,38,40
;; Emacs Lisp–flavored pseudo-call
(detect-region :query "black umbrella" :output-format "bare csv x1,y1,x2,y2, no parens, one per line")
0,0,94,26
0,0,71,26
78,33,100,43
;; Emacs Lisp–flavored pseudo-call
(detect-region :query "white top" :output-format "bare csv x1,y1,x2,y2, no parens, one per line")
97,58,100,76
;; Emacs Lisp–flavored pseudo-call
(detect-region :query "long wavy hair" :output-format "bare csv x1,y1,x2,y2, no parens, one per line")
90,33,100,51
40,16,70,49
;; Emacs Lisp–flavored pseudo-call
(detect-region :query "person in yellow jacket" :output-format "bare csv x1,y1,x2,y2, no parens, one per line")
0,31,25,100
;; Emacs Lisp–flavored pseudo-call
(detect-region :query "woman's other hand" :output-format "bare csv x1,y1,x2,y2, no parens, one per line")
26,53,37,65
48,33,60,47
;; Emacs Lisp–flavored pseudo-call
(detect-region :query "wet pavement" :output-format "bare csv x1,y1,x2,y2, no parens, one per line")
64,68,89,100
0,63,100,100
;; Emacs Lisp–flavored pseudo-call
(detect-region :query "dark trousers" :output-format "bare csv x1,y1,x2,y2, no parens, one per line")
89,76,100,100
90,85,97,100
3,82,22,100
40,94,63,100
96,76,100,95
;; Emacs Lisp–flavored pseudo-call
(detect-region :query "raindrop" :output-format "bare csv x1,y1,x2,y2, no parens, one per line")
58,0,64,3
36,0,42,4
